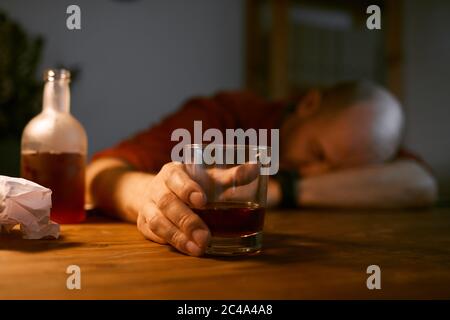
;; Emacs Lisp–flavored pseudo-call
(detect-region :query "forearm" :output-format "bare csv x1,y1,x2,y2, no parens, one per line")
86,158,155,222
298,160,438,209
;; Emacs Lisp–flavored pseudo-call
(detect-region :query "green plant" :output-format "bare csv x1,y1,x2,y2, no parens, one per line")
0,10,44,139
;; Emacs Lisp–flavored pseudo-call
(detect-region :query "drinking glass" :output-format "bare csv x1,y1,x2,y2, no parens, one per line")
183,144,270,255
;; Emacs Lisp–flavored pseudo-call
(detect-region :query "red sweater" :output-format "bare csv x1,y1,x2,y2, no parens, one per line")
93,91,426,173
93,91,286,172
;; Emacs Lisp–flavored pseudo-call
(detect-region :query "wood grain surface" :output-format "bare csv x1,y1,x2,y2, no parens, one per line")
1,208,450,299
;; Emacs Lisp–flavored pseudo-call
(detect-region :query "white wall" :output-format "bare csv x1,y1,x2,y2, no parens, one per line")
1,0,244,156
403,0,450,200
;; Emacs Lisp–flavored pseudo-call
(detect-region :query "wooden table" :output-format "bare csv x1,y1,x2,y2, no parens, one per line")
1,208,450,299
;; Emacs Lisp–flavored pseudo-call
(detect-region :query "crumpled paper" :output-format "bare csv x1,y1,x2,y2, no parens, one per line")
0,175,59,239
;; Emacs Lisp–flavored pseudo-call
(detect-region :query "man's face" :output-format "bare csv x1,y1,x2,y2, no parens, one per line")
281,114,330,177
281,101,380,177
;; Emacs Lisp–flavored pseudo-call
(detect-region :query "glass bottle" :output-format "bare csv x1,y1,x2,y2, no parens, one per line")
21,69,87,224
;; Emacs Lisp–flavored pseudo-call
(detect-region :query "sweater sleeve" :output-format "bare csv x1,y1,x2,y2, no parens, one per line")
91,91,279,173
91,95,237,172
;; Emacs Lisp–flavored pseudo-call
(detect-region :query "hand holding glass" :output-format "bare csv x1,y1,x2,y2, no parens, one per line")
184,144,270,255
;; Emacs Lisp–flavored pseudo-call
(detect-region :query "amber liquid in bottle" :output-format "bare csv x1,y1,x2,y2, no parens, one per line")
21,152,86,224
21,69,87,224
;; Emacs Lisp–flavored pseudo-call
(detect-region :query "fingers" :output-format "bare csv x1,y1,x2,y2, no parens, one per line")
139,202,205,256
136,162,212,256
137,210,167,244
218,178,258,202
207,163,260,187
164,163,206,208
154,184,210,246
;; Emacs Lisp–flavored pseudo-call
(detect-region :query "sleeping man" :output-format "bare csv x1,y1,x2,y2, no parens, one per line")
86,80,437,256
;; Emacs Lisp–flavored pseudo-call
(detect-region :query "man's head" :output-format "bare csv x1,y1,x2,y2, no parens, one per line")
281,80,404,176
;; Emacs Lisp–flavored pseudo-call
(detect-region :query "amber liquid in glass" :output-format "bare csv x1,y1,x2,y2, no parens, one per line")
192,201,265,237
21,152,86,224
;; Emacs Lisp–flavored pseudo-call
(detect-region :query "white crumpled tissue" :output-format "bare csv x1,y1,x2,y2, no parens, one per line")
0,175,59,239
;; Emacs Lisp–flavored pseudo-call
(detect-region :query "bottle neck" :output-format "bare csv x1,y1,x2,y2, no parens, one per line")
43,80,70,113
